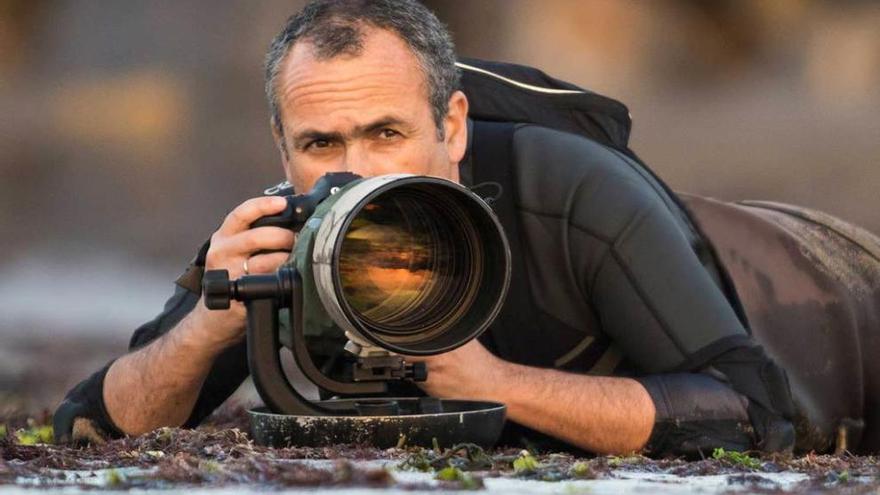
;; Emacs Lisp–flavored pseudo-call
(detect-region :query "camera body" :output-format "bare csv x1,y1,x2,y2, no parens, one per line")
252,172,362,231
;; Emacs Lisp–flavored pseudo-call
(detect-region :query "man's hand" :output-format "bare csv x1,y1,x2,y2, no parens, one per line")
406,340,508,399
407,339,655,455
199,195,296,343
103,195,295,436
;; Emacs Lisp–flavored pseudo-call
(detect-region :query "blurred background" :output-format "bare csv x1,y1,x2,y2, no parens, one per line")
1,0,879,414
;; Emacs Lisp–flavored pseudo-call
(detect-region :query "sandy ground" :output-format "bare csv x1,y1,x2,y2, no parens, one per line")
0,462,815,494
0,452,869,494
2,418,877,494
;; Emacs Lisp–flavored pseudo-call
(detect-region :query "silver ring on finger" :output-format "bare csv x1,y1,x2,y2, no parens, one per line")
242,258,250,275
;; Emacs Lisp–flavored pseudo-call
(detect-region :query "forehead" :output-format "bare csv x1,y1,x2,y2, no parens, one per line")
275,27,430,133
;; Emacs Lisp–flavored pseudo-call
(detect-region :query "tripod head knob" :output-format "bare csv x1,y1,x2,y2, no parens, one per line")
203,269,232,309
410,362,428,382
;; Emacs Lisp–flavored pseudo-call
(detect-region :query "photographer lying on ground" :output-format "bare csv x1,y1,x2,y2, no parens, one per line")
55,0,880,456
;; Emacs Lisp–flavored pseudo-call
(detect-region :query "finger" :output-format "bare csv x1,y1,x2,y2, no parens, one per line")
245,251,292,274
218,196,288,235
224,227,296,256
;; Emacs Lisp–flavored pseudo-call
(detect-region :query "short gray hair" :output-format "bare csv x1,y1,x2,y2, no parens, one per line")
264,0,460,155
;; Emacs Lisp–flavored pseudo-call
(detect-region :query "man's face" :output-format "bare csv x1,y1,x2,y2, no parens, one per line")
273,26,468,193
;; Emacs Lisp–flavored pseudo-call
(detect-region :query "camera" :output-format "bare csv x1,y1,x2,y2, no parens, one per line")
202,172,511,448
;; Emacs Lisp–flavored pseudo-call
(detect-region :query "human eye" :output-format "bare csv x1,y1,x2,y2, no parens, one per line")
303,138,337,152
376,128,401,140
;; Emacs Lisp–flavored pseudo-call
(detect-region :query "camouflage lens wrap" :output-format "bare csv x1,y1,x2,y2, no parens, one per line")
277,179,367,349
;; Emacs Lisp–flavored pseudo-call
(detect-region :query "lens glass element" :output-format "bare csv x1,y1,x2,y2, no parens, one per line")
337,187,480,340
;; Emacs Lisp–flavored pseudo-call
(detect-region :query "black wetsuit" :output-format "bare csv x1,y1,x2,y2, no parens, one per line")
56,122,803,456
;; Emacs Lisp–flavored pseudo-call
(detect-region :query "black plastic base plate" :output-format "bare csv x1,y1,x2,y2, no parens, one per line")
249,398,506,449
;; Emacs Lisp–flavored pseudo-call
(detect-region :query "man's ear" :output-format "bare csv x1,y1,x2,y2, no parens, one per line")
443,90,469,165
271,119,294,182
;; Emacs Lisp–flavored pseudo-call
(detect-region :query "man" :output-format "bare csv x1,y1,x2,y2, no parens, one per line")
55,0,880,456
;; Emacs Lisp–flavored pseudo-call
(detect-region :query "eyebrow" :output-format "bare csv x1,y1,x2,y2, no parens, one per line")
290,115,410,148
359,116,408,135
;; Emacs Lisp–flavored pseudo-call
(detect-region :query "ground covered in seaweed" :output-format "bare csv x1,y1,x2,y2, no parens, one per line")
2,407,880,493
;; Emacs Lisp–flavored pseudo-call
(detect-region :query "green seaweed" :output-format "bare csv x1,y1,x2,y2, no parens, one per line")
104,469,126,487
570,461,595,479
607,454,645,467
435,465,483,490
397,448,434,472
15,421,53,446
513,451,542,474
712,448,762,470
398,443,494,473
200,460,221,474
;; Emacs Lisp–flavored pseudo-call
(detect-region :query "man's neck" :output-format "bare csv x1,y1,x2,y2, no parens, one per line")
457,118,475,186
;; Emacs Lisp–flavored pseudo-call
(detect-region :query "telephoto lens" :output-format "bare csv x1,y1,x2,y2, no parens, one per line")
311,174,510,355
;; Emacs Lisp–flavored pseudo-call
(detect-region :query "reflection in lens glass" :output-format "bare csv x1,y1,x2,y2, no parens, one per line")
337,187,480,339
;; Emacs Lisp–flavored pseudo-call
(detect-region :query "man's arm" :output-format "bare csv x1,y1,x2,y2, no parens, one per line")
103,300,244,435
412,340,655,454
414,340,755,455
96,196,294,437
491,365,655,454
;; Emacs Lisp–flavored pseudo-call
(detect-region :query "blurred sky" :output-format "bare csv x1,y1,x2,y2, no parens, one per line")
1,0,879,409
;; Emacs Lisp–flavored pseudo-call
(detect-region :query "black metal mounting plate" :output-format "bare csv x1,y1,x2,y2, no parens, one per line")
249,398,506,449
